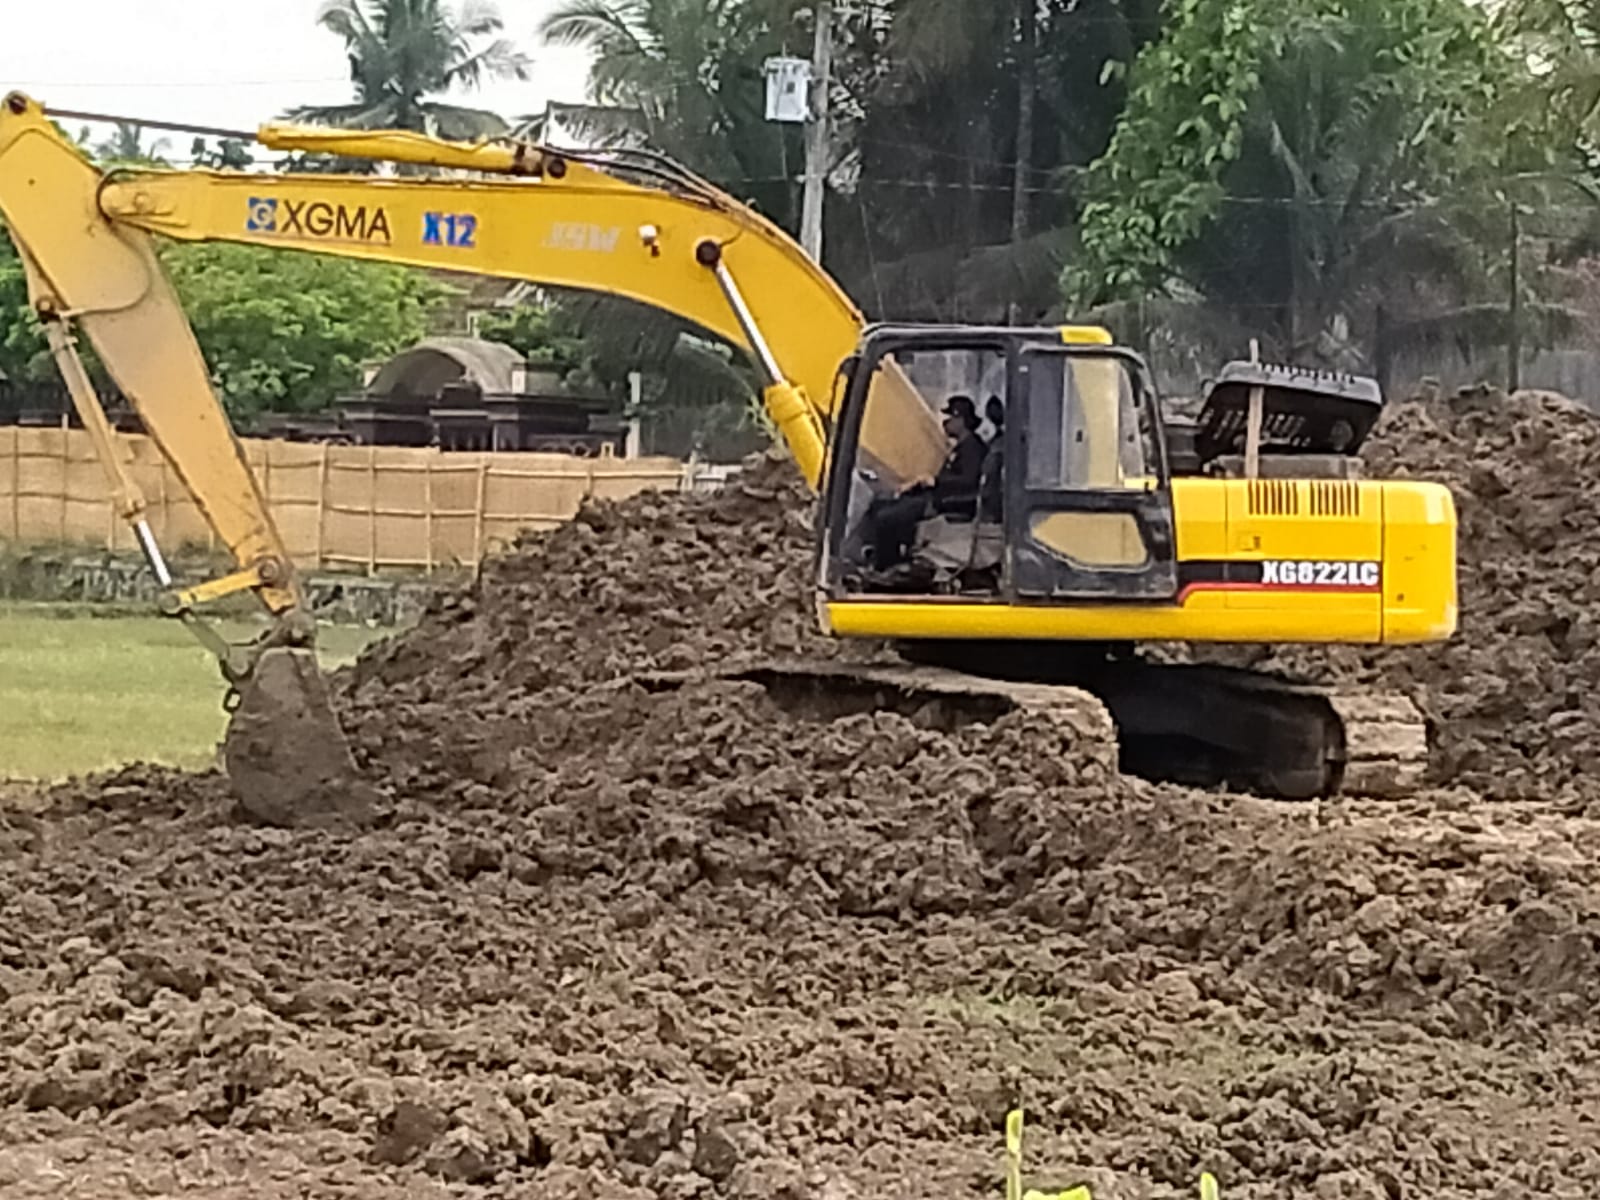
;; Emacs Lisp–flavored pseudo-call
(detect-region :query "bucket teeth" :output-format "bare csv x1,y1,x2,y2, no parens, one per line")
222,646,378,827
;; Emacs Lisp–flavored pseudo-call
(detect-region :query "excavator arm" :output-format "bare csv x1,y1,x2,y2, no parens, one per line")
1,93,946,491
0,102,303,618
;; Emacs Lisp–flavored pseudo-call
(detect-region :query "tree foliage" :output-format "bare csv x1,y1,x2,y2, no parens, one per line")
475,302,586,369
1064,0,1259,307
478,292,760,428
9,0,1600,432
0,226,44,387
543,0,1165,322
1492,0,1600,154
291,0,529,137
1066,0,1514,354
93,122,173,167
541,0,813,224
159,245,453,422
190,137,254,170
0,229,452,421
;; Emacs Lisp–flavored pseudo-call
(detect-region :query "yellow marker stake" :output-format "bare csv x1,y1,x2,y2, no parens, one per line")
1200,1172,1220,1200
1005,1109,1024,1200
1005,1108,1092,1200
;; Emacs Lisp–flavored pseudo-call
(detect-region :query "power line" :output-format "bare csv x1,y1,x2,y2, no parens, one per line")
736,174,1600,216
857,135,1075,177
10,78,351,90
721,174,1525,205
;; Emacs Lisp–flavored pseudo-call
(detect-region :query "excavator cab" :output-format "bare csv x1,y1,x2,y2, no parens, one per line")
820,326,1180,606
813,324,1452,798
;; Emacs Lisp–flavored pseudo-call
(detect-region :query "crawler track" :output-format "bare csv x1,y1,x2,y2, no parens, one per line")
645,654,1429,801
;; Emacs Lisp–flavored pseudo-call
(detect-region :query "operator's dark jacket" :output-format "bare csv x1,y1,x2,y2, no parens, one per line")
866,431,985,570
930,434,984,517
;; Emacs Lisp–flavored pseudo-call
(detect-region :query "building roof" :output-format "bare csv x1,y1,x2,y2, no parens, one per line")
366,337,525,399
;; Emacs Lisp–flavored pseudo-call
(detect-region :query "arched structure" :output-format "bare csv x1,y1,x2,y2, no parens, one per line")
365,337,524,400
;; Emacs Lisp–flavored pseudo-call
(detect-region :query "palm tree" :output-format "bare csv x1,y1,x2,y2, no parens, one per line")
290,0,529,138
838,0,1163,323
540,0,756,166
93,122,172,166
539,0,670,115
541,0,811,217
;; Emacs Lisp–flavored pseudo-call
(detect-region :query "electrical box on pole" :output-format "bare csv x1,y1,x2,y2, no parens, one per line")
763,57,812,124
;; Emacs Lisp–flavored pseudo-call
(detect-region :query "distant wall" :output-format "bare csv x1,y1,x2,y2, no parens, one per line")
0,426,720,574
1384,346,1600,411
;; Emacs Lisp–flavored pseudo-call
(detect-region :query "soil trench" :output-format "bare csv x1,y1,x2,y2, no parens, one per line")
7,389,1600,1198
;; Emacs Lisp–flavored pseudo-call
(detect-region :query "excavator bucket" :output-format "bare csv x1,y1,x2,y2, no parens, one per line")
221,647,377,827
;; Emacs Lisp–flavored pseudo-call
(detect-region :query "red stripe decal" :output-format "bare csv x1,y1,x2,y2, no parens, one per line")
1177,581,1380,602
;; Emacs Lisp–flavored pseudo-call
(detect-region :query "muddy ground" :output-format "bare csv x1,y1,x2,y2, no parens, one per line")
5,390,1600,1198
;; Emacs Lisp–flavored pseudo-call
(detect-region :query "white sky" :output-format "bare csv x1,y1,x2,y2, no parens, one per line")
1,0,595,148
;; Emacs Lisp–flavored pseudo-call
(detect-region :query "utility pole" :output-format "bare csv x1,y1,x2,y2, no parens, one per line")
801,0,833,263
1508,201,1522,394
1008,0,1038,325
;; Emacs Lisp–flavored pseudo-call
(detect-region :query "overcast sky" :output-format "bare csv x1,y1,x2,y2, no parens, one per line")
1,0,594,149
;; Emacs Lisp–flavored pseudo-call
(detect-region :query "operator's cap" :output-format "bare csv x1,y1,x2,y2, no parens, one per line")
942,394,980,429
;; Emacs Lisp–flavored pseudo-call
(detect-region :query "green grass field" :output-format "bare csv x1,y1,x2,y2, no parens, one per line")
0,605,392,781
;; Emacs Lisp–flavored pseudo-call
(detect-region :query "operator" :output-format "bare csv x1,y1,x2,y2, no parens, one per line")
864,394,985,570
979,395,1005,521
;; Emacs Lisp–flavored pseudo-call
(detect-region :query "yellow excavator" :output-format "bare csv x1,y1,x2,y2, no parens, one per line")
0,92,1458,823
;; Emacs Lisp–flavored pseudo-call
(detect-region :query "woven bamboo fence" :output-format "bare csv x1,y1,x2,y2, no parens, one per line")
0,425,703,573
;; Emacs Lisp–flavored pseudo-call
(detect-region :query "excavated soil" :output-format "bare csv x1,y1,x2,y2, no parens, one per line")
7,406,1600,1198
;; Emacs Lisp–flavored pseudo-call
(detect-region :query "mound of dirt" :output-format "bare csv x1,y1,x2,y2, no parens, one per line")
8,742,1600,1198
337,451,864,713
1223,385,1600,806
11,401,1600,1197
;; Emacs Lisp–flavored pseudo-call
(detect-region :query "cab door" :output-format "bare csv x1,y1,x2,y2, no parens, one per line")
1007,346,1179,600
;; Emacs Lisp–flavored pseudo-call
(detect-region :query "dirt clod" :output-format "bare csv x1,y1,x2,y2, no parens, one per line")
372,1101,447,1167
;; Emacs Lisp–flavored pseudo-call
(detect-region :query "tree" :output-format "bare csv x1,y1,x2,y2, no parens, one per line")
0,225,46,387
836,0,1163,322
541,0,812,226
871,0,1017,279
0,229,454,421
479,291,761,439
290,0,528,137
159,244,454,422
475,301,586,370
475,283,771,457
190,137,254,170
92,122,172,167
1066,0,1512,357
1492,0,1600,151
